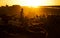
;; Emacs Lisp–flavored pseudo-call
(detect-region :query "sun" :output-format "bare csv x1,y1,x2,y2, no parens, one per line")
14,0,53,7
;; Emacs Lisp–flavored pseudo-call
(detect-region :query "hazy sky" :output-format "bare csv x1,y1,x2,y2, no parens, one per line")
0,0,60,6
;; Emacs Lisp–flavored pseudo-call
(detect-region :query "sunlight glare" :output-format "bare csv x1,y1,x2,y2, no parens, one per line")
16,0,53,7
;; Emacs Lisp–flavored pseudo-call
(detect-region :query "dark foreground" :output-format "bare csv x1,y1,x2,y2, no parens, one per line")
0,15,60,38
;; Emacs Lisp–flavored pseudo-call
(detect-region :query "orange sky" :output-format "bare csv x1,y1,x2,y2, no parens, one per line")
0,0,60,6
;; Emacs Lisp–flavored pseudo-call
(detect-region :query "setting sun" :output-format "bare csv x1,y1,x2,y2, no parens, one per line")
16,0,53,7
0,0,60,7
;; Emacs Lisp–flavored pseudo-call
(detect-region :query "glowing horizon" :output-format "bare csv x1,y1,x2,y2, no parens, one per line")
0,0,60,7
0,0,60,17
